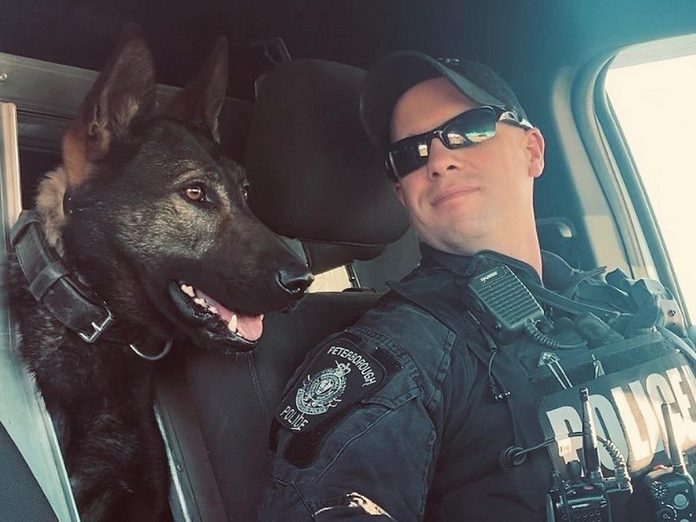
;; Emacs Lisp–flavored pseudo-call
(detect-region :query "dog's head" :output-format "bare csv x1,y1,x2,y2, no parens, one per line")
41,27,313,353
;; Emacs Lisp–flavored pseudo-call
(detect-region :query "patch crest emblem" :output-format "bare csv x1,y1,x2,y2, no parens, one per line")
275,334,387,433
296,361,351,415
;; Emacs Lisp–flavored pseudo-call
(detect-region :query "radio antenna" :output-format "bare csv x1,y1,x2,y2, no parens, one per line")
580,388,603,483
662,402,687,475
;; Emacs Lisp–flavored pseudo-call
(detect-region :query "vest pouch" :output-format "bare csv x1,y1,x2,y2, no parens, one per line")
526,332,669,395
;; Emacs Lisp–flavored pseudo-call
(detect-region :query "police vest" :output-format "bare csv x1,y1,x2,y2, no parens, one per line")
390,263,696,522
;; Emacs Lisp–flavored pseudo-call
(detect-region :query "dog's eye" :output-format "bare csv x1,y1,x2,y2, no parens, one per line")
242,181,250,200
183,184,206,202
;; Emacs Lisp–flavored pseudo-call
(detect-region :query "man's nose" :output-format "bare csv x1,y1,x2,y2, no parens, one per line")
426,137,458,179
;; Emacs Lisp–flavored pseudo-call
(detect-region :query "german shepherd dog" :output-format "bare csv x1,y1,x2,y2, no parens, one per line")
7,28,312,521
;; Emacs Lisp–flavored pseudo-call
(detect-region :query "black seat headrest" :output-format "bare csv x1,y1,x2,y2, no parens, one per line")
245,59,409,274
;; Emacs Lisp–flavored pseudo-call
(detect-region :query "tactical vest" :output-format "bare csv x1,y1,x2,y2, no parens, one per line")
389,254,696,522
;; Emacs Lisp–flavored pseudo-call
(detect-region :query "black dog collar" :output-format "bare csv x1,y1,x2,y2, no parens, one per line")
11,210,116,343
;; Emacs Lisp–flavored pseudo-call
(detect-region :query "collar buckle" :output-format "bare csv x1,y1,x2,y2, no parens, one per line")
78,308,114,343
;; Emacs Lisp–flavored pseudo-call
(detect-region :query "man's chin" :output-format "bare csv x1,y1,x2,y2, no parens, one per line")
416,226,484,256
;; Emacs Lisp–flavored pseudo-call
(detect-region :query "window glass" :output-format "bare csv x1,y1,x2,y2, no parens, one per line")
606,52,696,318
308,266,351,292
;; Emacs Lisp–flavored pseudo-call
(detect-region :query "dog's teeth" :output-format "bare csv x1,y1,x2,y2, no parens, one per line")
209,305,218,314
181,284,195,297
228,314,238,332
194,297,206,307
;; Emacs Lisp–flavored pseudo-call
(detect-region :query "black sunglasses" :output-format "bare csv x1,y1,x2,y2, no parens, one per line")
385,106,533,180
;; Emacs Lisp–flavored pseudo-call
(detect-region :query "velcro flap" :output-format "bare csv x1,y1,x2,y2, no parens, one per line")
275,336,386,434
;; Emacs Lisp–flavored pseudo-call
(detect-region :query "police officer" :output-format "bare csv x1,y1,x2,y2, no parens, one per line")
262,52,696,521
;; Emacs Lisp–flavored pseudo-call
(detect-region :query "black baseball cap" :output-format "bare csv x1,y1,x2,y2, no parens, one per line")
359,51,529,151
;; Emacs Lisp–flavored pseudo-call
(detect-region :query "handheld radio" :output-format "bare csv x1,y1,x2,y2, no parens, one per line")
643,402,696,522
546,388,632,522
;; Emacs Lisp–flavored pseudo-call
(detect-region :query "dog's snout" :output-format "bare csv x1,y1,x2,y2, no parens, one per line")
277,267,314,296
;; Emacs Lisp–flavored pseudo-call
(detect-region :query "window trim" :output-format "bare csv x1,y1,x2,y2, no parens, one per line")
596,62,680,304
549,55,638,276
593,34,696,324
0,102,81,521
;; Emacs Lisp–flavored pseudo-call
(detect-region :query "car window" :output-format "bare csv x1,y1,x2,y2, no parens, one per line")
309,266,351,292
605,39,696,319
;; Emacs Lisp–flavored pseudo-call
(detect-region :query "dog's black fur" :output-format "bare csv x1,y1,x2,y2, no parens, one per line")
7,28,311,522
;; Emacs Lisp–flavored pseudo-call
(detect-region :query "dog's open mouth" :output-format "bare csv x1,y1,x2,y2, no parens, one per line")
168,281,263,350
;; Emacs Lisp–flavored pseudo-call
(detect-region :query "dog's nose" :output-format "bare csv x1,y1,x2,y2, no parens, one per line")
278,267,314,296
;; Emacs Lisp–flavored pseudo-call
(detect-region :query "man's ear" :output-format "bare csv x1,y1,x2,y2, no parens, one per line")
526,128,545,179
165,37,228,143
393,183,406,206
62,25,156,188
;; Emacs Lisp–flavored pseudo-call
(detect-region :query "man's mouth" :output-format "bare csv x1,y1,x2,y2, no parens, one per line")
431,186,478,206
167,281,265,349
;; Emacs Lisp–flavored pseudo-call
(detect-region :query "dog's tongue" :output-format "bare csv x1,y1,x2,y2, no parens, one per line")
235,314,264,342
196,290,264,342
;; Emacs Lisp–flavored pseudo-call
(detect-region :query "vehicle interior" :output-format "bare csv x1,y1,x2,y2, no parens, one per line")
2,1,696,520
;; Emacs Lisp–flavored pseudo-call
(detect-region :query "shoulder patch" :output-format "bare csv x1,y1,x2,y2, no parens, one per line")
275,336,386,434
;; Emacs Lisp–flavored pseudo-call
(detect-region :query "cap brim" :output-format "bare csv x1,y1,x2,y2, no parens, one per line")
359,51,507,151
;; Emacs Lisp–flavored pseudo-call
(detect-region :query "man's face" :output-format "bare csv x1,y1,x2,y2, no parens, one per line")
390,77,545,255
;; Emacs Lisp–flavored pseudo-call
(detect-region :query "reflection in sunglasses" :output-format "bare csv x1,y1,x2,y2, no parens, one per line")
385,106,532,180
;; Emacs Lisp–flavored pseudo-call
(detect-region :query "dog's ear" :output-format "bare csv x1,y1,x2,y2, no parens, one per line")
165,37,229,143
63,25,156,188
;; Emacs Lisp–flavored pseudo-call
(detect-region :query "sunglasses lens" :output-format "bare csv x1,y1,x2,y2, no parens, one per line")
444,107,497,146
389,140,429,178
386,108,500,179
